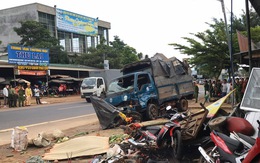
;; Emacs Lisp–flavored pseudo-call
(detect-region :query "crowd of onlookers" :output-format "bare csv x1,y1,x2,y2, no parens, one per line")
1,83,42,108
193,77,249,104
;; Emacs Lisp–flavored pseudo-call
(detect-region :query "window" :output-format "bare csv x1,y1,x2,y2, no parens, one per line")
137,74,150,90
38,12,55,36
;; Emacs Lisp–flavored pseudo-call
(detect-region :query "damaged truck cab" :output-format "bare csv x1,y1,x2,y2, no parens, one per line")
104,53,194,120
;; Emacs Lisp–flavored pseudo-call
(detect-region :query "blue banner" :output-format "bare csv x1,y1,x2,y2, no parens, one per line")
8,45,49,66
56,8,98,36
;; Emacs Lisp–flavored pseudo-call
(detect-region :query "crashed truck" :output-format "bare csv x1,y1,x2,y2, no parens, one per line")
103,53,194,120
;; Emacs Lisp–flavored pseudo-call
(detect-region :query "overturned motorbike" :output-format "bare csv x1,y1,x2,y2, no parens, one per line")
121,106,187,161
198,119,260,163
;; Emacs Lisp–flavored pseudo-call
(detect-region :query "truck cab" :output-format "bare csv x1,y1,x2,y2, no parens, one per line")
80,77,105,102
105,72,159,119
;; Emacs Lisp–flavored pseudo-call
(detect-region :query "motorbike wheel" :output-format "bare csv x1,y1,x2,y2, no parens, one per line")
146,103,158,120
198,145,217,163
172,130,183,160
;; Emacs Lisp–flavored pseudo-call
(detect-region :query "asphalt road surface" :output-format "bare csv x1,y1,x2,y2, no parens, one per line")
0,101,94,130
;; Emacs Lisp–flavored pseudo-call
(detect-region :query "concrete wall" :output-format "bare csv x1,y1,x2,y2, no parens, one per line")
0,3,41,51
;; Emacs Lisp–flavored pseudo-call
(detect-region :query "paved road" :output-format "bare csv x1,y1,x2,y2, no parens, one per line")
0,101,94,130
0,101,98,145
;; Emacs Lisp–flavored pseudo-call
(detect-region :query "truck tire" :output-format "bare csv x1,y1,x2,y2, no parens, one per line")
146,103,158,120
86,98,91,103
177,99,188,112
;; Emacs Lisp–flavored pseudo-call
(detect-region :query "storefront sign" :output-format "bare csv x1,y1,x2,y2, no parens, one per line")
17,70,47,76
56,8,98,36
18,65,48,70
8,45,49,66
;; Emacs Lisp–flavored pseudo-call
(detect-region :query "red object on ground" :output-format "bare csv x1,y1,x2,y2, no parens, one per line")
226,117,255,136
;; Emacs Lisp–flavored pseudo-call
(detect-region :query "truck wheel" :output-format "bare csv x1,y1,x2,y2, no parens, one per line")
146,103,158,120
177,99,188,112
86,98,91,103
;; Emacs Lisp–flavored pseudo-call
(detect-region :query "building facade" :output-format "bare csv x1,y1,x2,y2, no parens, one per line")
0,3,111,54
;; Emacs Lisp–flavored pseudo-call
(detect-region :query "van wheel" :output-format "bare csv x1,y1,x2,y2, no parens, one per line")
177,99,188,112
86,98,91,103
146,103,158,120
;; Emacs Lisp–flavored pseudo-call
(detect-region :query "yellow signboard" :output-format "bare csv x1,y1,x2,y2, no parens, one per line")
206,89,236,118
18,66,48,70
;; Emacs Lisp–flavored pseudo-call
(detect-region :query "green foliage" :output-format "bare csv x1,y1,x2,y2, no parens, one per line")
169,19,230,79
75,36,139,69
13,20,69,64
169,9,260,79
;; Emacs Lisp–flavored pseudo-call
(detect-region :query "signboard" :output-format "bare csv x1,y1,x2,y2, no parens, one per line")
8,45,49,66
18,70,47,76
18,66,48,71
56,8,98,36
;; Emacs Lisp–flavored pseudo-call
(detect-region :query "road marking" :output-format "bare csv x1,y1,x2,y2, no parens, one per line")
0,113,96,133
57,105,87,110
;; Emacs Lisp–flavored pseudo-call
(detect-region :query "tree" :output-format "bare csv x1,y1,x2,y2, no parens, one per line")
13,21,69,64
169,19,230,79
75,36,139,69
169,9,260,79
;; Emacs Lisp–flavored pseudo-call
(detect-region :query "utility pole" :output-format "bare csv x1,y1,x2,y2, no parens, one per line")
218,0,235,105
245,0,253,73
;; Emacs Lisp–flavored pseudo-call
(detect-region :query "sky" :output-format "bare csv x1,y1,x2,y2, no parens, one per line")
0,0,249,60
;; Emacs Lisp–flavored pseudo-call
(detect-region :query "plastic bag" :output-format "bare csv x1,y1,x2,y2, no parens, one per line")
10,126,28,151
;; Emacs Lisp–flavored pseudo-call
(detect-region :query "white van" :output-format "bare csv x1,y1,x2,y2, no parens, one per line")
80,77,105,102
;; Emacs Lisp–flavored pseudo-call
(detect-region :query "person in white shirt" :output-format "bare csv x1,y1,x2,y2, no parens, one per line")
3,84,9,107
221,79,228,97
34,85,42,104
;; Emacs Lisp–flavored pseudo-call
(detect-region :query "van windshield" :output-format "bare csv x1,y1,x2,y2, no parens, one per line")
82,78,96,86
107,75,134,94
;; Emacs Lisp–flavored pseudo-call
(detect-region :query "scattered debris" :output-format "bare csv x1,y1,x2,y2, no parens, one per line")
26,155,44,163
29,133,51,147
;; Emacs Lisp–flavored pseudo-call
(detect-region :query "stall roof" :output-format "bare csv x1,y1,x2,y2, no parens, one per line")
49,64,101,71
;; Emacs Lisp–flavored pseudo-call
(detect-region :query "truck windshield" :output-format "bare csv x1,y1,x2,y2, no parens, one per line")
82,78,96,86
107,75,134,94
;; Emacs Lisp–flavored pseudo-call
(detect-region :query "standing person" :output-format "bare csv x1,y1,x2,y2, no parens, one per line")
13,86,19,107
221,79,228,97
63,84,67,97
234,78,242,104
203,90,210,105
208,80,213,98
193,81,199,103
8,85,14,107
18,85,25,107
3,84,9,108
204,80,209,96
58,84,63,96
34,84,42,104
216,80,222,97
25,84,33,106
